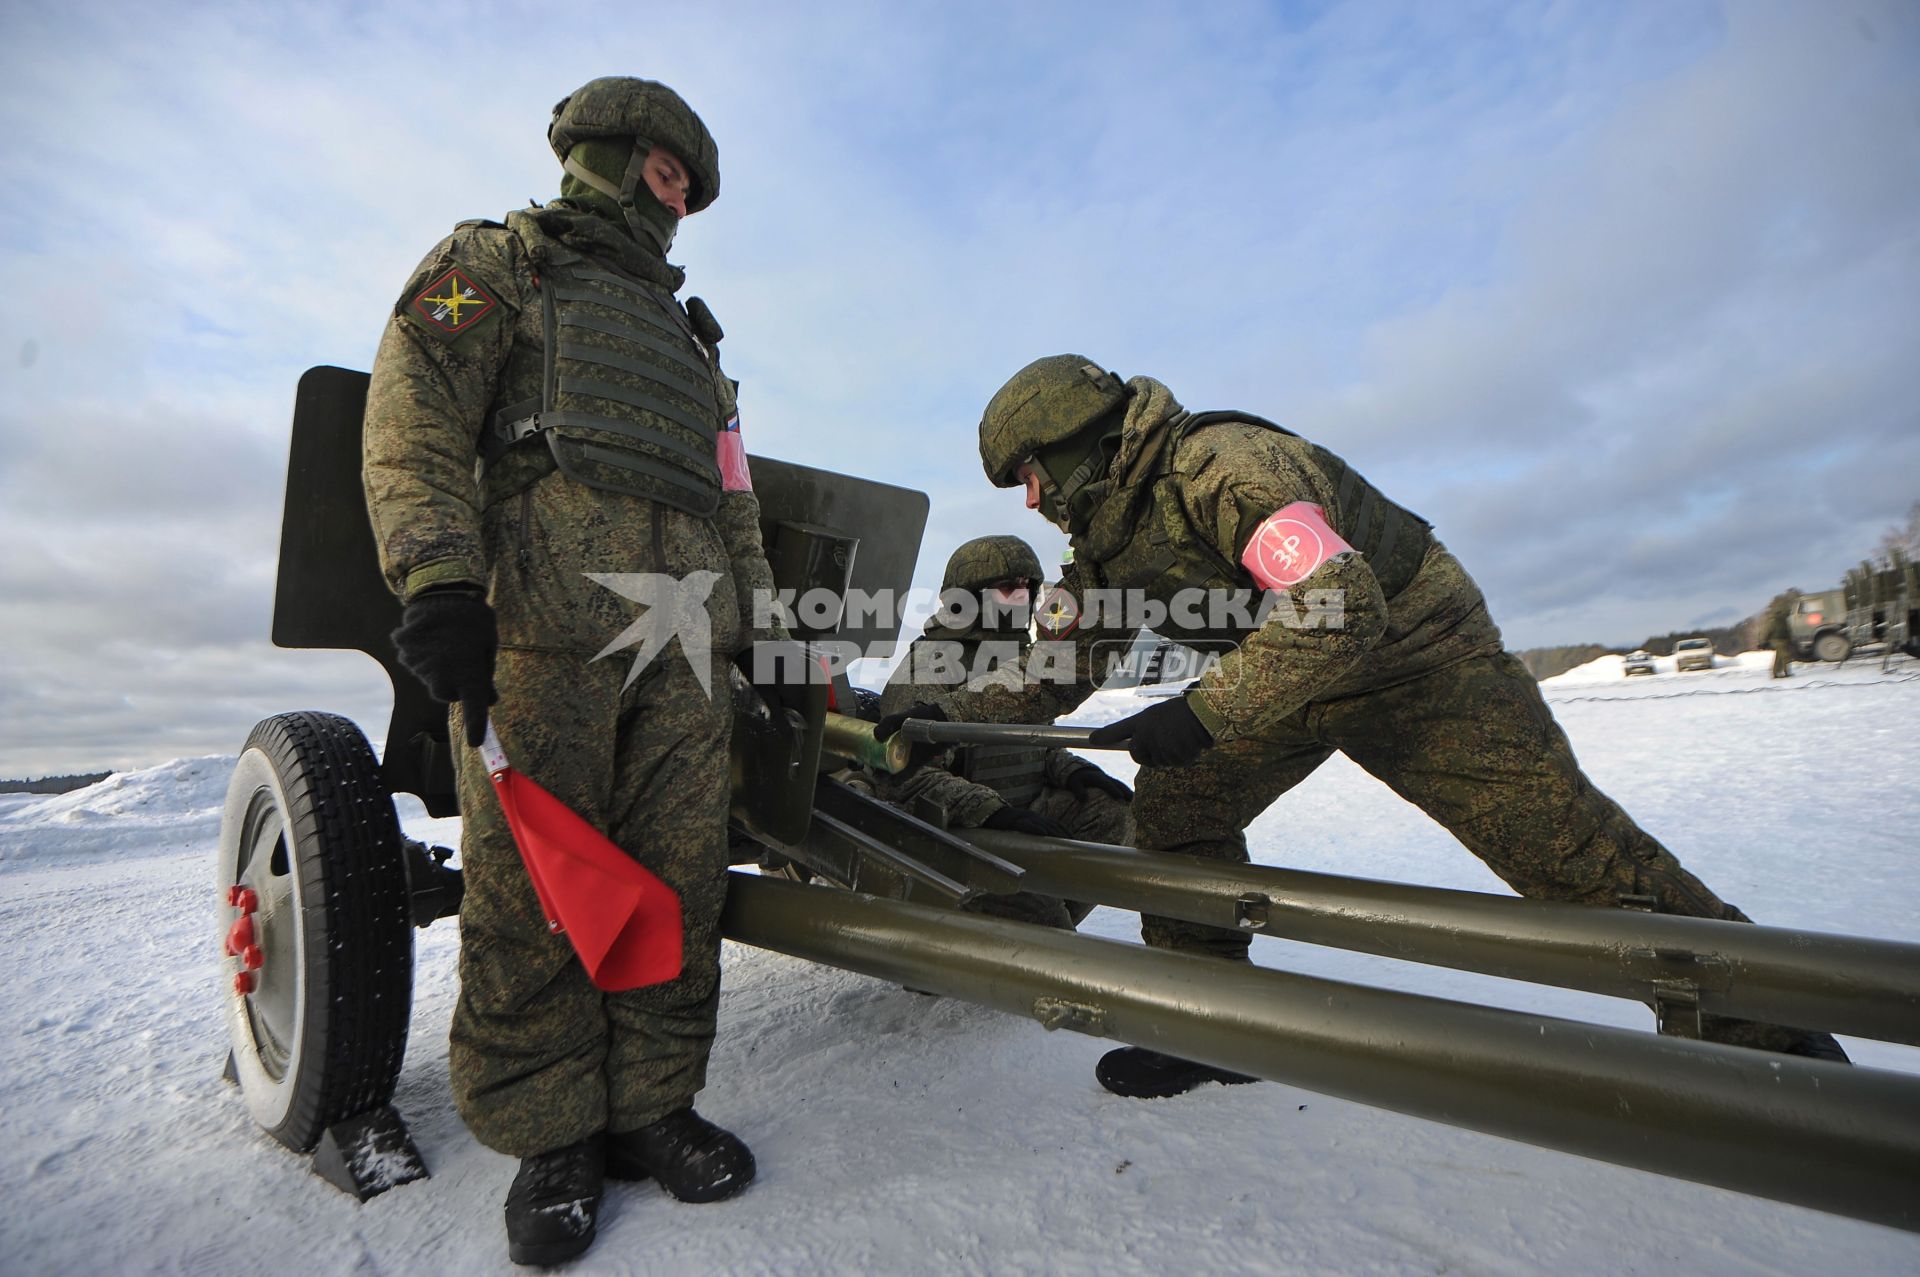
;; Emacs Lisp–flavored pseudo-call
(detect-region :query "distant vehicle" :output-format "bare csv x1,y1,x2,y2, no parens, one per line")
1789,588,1852,663
1839,557,1918,662
1789,557,1918,664
1673,637,1715,672
1622,650,1655,677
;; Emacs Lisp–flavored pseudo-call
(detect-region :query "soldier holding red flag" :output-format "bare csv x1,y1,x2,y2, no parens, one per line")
364,77,781,1266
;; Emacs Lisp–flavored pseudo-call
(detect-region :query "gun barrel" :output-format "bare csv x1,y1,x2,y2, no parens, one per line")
819,712,912,773
966,832,1920,1047
722,871,1920,1234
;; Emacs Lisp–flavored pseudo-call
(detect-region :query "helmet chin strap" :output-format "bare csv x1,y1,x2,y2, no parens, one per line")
562,138,678,256
1031,420,1121,533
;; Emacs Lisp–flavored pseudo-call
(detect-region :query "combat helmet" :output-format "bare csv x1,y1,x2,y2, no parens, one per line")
550,77,719,253
978,355,1128,489
943,535,1045,595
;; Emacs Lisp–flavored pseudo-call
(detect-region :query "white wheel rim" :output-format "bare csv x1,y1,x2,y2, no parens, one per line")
217,747,309,1131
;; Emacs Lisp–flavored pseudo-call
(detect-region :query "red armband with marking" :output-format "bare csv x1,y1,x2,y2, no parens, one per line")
1240,502,1354,591
717,410,752,492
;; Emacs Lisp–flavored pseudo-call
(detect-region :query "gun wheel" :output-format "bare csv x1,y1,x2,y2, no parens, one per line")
217,712,414,1153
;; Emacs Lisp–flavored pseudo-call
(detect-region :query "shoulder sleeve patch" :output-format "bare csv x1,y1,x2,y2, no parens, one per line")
407,266,500,339
1035,584,1082,639
1241,501,1355,591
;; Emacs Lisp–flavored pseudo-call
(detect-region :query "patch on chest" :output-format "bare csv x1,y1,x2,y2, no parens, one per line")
408,266,498,336
1241,501,1354,590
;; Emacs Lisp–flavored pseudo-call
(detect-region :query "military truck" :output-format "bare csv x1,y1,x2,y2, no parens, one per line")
214,367,1920,1231
1840,552,1918,662
1789,588,1852,662
1787,552,1918,664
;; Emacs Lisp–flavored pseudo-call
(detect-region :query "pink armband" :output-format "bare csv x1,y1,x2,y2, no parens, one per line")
717,411,752,492
1240,502,1354,590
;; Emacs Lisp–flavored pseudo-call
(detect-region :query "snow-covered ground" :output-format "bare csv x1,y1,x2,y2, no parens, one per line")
2,654,1917,1274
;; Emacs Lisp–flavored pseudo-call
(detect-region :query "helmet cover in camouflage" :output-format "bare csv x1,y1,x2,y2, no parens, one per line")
978,354,1128,487
943,535,1045,593
549,76,720,212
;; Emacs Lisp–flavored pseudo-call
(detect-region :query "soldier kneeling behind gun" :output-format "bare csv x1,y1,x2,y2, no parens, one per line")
874,535,1133,929
887,354,1850,1100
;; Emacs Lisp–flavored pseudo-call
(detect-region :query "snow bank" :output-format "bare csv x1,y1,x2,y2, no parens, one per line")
0,754,234,868
1545,648,1774,686
2,663,1918,1274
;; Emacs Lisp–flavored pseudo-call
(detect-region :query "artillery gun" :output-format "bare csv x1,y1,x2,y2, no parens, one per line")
219,367,1920,1229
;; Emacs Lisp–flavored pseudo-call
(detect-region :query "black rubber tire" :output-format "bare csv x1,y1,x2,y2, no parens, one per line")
1813,631,1852,663
217,711,414,1153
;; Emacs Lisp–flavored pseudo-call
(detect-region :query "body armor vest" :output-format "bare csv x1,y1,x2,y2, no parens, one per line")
954,742,1048,806
482,218,724,517
911,632,1050,804
1086,412,1432,646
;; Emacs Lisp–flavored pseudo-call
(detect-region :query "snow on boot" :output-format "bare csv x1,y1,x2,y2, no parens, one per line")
504,1133,605,1268
607,1108,756,1202
1095,1046,1259,1099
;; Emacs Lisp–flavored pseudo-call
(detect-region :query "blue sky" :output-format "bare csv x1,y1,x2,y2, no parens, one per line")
1,0,1916,773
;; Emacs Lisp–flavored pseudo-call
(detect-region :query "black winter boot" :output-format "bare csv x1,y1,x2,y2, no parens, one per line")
1095,1046,1259,1099
607,1108,756,1202
504,1133,605,1267
1700,1012,1853,1065
1784,1031,1851,1064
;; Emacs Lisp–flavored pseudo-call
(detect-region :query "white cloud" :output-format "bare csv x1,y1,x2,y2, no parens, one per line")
1,0,1915,770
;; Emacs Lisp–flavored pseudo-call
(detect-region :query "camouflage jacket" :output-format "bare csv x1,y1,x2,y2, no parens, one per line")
362,202,781,655
1764,600,1792,644
949,377,1504,741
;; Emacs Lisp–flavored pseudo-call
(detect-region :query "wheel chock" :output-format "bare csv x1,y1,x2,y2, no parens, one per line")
310,1105,430,1200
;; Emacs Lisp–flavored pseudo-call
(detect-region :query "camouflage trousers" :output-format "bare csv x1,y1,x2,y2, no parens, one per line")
1132,651,1808,1052
1771,640,1793,678
448,642,733,1157
966,785,1132,929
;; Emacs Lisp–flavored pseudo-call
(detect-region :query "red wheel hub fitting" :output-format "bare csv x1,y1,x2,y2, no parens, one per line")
223,914,256,958
223,884,265,985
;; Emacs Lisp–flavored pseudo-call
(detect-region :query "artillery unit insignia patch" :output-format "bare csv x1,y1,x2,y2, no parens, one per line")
409,267,498,336
1036,584,1081,639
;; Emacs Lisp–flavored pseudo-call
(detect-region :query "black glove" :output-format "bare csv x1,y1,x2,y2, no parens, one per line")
1086,697,1214,767
873,702,946,742
734,639,812,717
392,589,498,749
1064,767,1133,804
873,702,948,773
981,805,1070,838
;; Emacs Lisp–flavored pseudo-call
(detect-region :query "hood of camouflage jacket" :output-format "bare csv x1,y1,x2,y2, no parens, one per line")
1073,375,1187,565
524,198,686,292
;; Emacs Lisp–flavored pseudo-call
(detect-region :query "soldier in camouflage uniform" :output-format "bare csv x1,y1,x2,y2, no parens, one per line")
881,354,1848,1099
878,534,1132,928
363,77,782,1266
1764,597,1794,678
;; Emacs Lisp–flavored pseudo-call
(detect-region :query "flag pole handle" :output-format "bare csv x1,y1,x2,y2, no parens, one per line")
480,723,508,776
